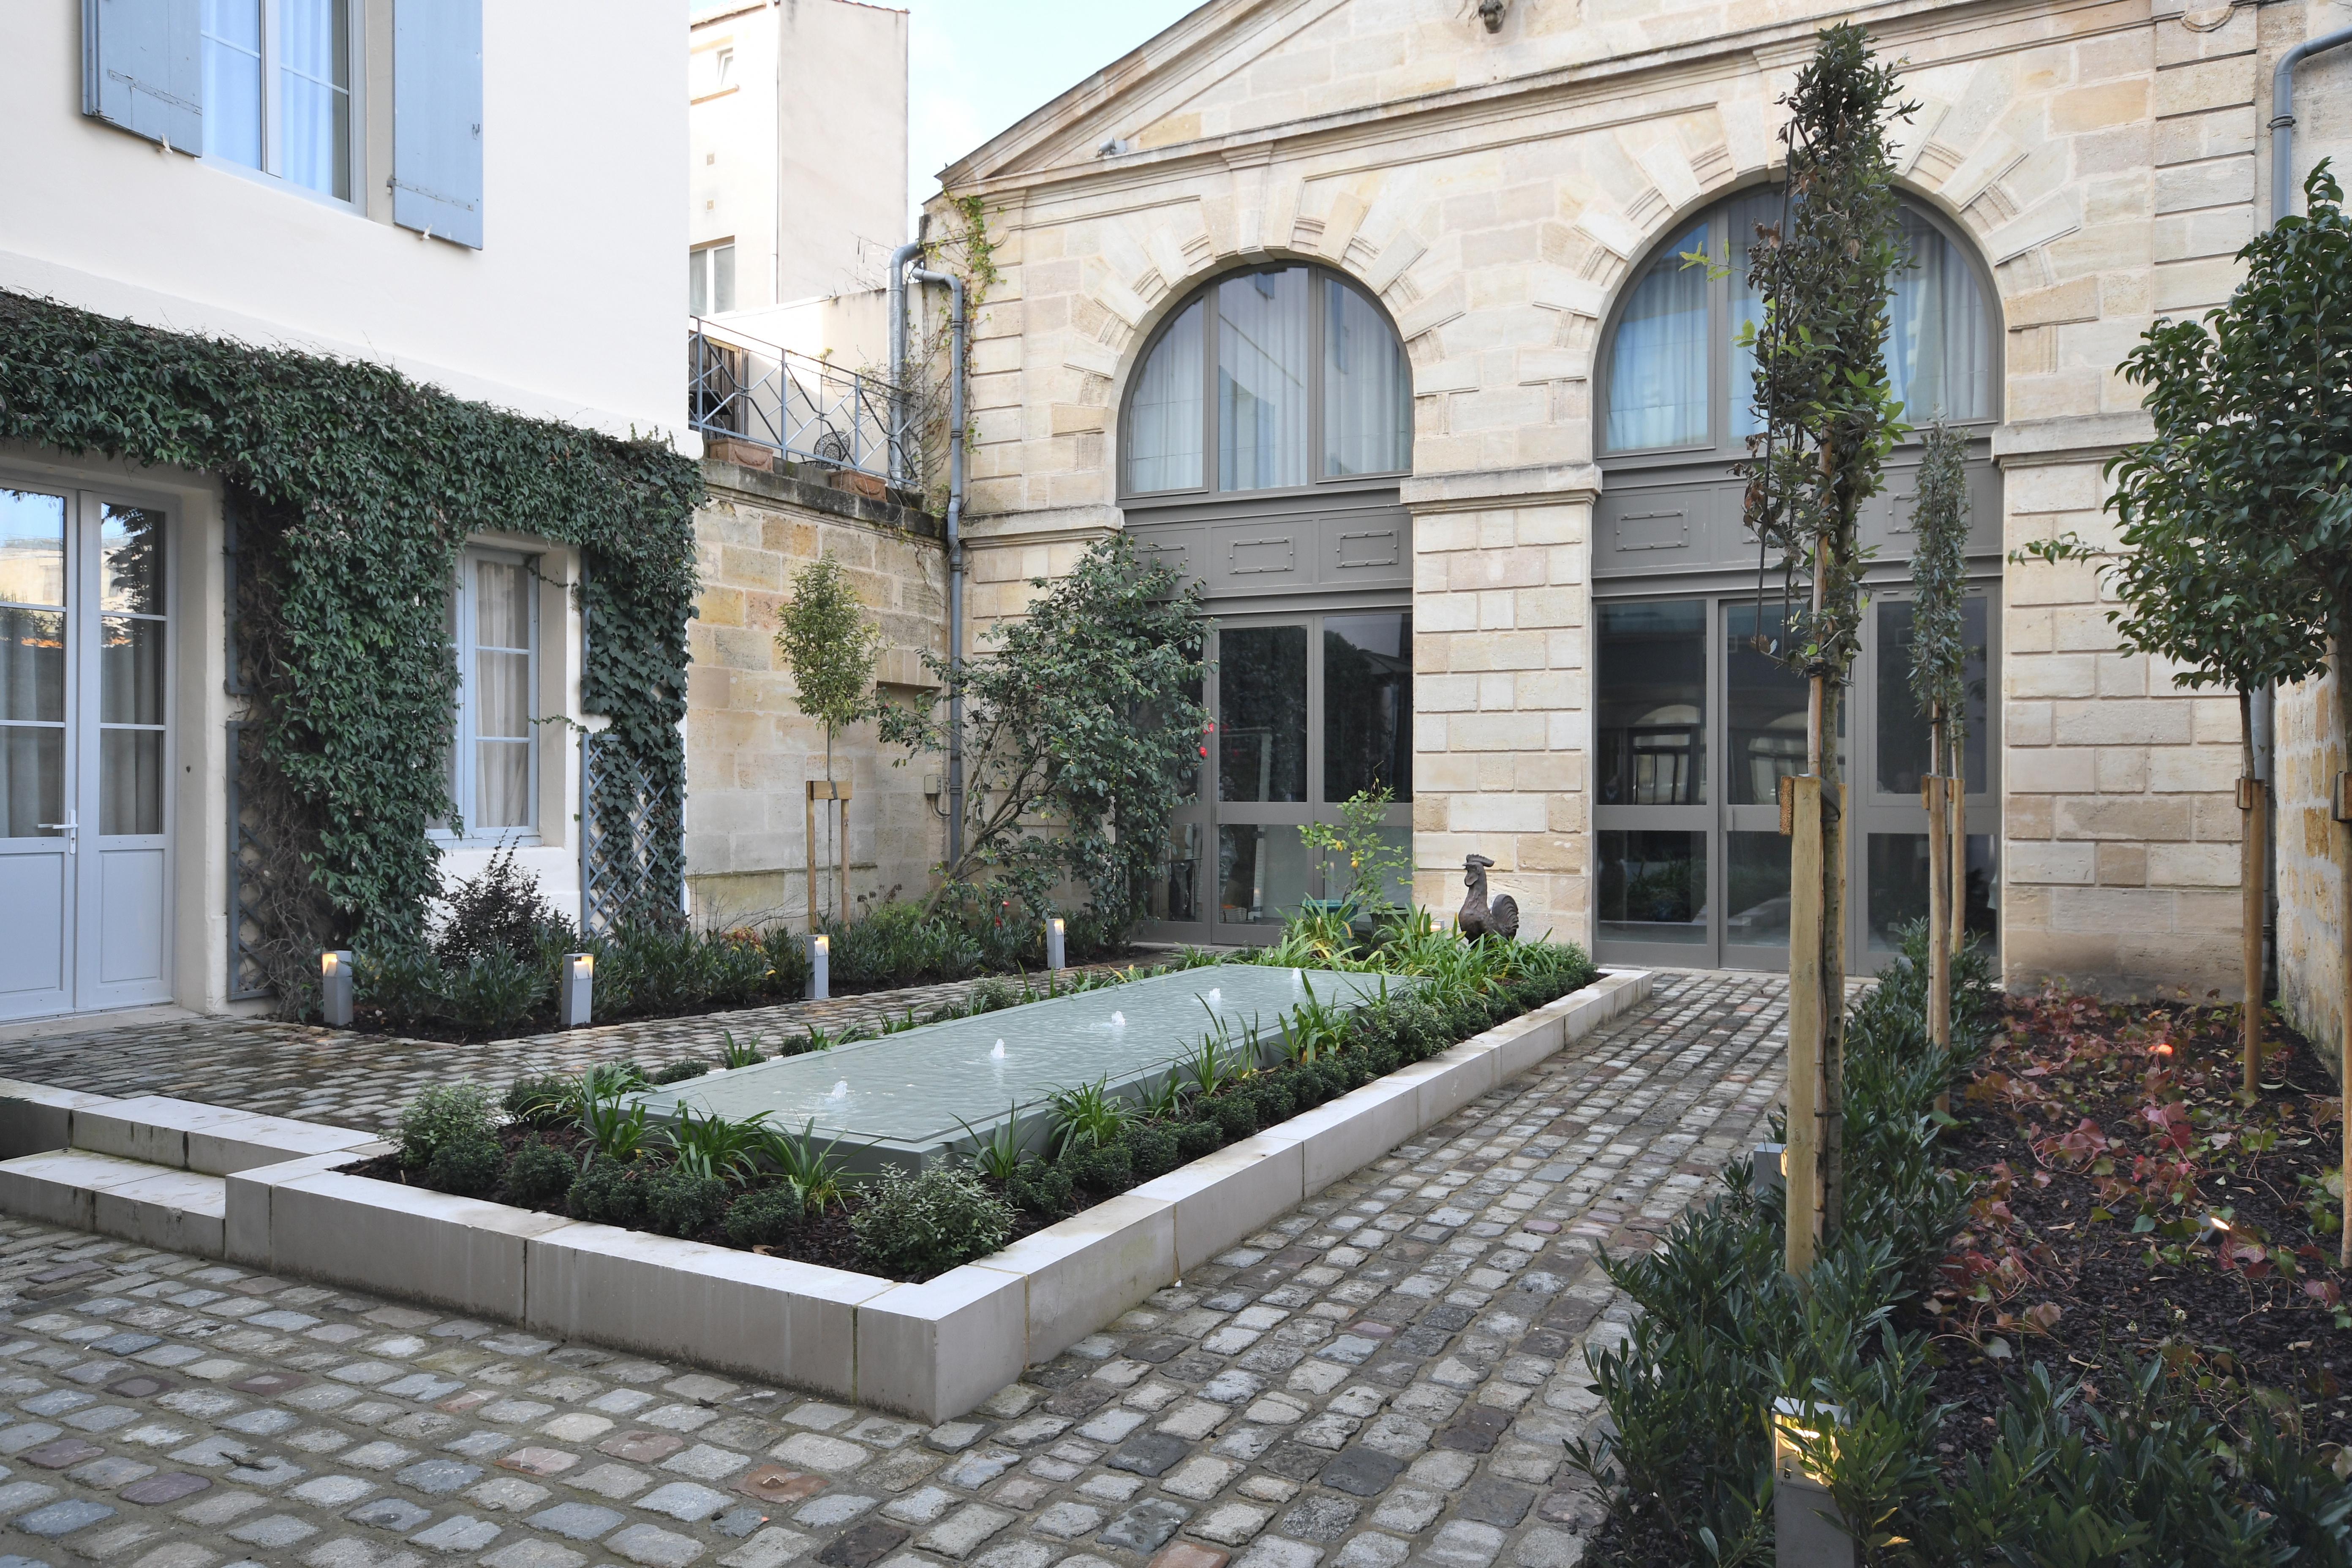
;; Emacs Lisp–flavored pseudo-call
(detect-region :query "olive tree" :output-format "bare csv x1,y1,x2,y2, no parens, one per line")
1740,24,1914,1256
1908,422,1972,1061
775,554,884,920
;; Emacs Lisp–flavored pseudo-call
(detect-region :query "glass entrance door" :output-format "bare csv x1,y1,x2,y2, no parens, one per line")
1149,611,1412,943
1593,588,1994,972
0,487,172,1021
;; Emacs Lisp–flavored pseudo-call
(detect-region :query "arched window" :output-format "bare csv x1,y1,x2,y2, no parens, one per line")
1601,190,1998,456
1123,264,1412,498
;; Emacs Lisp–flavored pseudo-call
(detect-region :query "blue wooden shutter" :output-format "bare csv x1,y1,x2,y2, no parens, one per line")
82,0,202,152
393,0,484,248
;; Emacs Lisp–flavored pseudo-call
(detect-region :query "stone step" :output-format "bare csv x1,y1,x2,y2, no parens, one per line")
0,1148,228,1258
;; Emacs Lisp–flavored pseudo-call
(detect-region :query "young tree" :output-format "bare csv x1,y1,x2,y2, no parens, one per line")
2046,163,2349,1256
1908,422,1972,1064
875,533,1208,937
775,554,885,920
1740,24,1914,1263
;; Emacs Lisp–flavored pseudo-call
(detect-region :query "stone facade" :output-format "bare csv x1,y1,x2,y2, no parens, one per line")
684,457,948,929
913,0,2352,994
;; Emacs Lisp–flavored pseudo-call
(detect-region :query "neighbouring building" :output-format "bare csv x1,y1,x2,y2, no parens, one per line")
0,0,684,1021
904,0,2352,999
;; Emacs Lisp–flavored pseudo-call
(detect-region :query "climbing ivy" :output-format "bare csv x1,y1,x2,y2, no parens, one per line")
0,289,702,994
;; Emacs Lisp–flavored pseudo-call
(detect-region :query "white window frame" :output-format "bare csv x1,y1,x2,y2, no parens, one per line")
199,0,365,212
434,547,542,846
690,241,737,316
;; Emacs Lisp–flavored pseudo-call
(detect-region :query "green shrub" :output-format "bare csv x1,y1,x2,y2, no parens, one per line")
723,1185,806,1248
503,1136,574,1208
1175,1119,1224,1162
609,926,710,1014
435,843,572,969
827,901,985,991
1063,1139,1133,1195
703,933,772,1006
852,1166,1016,1278
1006,1162,1072,1218
757,926,810,999
1128,1122,1181,1182
441,948,546,1034
642,1168,730,1238
566,1157,648,1228
426,1132,504,1197
396,1083,494,1170
968,977,1019,1013
648,1059,708,1085
1247,1078,1295,1127
1207,1094,1258,1142
503,1075,573,1128
357,943,443,1028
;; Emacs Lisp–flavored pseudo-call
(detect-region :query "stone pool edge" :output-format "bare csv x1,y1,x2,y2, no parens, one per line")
0,968,1651,1422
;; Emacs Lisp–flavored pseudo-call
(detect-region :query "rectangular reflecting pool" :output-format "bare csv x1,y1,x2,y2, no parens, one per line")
634,964,1409,1173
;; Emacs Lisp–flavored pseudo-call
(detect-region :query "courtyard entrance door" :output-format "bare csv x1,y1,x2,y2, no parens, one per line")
0,485,172,1021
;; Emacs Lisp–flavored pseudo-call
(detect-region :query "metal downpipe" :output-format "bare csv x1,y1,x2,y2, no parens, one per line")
885,241,924,488
910,267,967,873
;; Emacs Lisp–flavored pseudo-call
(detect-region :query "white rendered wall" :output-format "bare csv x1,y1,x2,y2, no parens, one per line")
0,1,686,441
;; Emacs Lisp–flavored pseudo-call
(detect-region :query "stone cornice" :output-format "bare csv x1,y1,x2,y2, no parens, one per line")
1991,412,2156,468
1401,463,1603,514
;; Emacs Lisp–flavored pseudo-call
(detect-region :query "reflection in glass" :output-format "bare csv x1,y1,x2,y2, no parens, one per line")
1727,602,1827,805
1323,279,1411,477
1,611,65,723
1605,224,1707,450
1219,625,1307,802
101,731,164,836
101,506,165,614
1128,301,1204,492
1319,825,1412,913
100,619,166,726
1888,211,1994,423
1152,822,1202,923
1596,601,1704,806
1598,831,1707,945
1218,269,1311,491
1219,823,1309,925
1145,672,1204,803
1725,832,1792,949
1725,189,1784,444
280,0,353,198
1324,614,1411,801
0,491,67,607
1875,597,1989,795
201,0,264,170
1,727,63,839
1867,833,1998,953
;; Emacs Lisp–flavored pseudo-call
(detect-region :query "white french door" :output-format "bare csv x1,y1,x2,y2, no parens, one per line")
0,486,172,1021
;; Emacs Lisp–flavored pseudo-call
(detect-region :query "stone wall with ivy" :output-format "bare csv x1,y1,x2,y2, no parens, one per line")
0,289,702,996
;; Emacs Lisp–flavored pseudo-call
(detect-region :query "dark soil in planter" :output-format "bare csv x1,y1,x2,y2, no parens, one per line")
1913,990,2352,1461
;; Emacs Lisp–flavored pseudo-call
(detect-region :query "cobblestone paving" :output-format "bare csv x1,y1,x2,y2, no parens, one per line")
0,965,1143,1133
0,970,1785,1568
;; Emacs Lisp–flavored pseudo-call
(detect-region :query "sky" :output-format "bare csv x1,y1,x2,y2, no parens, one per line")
904,0,1201,233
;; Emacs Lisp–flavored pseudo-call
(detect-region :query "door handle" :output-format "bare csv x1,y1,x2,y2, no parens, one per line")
35,814,76,853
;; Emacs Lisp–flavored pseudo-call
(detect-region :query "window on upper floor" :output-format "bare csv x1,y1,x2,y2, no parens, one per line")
434,550,538,841
1123,264,1413,499
1600,189,1998,457
689,242,737,316
199,0,355,203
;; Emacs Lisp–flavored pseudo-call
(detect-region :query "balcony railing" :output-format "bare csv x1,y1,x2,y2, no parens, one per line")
688,318,903,484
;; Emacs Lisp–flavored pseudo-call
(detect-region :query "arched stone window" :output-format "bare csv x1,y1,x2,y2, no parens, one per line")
1119,264,1415,945
1122,264,1411,498
1589,190,2005,975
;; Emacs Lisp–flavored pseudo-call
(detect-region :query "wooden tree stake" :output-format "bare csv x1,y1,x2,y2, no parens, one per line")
1785,773,1824,1276
1926,773,1951,1056
806,778,852,934
2240,774,2265,1096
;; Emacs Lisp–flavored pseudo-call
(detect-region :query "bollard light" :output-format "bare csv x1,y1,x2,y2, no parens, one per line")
1770,1397,1854,1568
1752,1141,1787,1198
1045,916,1066,972
559,953,595,1029
319,950,354,1029
808,933,830,1000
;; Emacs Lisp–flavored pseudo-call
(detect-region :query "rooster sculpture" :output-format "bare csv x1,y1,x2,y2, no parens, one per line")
1457,854,1519,941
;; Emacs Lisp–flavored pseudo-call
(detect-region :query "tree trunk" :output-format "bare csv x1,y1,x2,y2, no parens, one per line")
1927,743,1951,1061
2337,617,2352,1269
1820,678,1847,1241
2240,686,2263,1097
1950,768,1967,956
1786,773,1824,1276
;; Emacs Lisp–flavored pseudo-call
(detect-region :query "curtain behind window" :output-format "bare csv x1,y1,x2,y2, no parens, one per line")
1887,211,1993,423
1219,269,1311,490
1323,280,1410,476
1605,224,1709,451
1127,300,1204,492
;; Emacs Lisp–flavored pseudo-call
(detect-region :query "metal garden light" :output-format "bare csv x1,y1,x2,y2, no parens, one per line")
1046,916,1065,973
559,953,594,1029
319,950,354,1028
808,933,829,1000
1770,1397,1852,1568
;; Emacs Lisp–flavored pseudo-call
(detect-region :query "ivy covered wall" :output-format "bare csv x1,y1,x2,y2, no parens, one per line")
0,289,702,993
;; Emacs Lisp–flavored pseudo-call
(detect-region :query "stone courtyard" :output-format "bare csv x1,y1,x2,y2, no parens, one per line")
0,971,1785,1568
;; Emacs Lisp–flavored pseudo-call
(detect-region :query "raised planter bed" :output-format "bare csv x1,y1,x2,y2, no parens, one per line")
226,967,1652,1418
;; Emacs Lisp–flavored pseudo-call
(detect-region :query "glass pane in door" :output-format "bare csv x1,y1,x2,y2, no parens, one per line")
1725,831,1792,948
1596,830,1707,945
100,732,163,836
1218,823,1309,926
1324,613,1410,800
1868,832,1998,953
0,611,65,724
0,728,62,839
100,507,165,613
1596,600,1705,806
1151,822,1202,922
1876,597,1990,795
474,560,532,830
1726,602,1817,804
0,492,66,607
1219,626,1307,802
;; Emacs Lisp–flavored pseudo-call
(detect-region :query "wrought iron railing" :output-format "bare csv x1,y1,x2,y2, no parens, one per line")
688,319,904,482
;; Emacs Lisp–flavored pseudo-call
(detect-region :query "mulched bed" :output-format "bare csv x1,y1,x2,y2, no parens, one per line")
341,1122,1061,1281
1916,988,2351,1458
